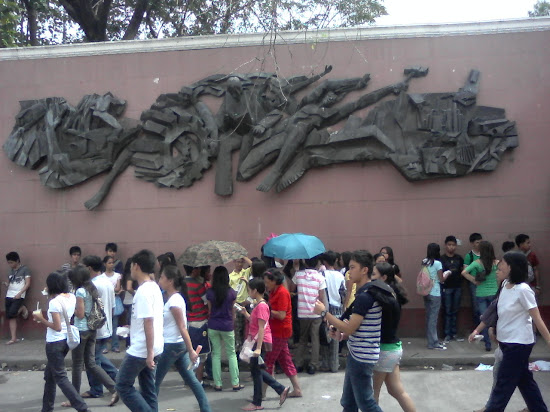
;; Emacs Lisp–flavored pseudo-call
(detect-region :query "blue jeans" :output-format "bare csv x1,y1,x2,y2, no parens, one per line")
486,343,548,412
423,295,441,348
155,342,211,412
469,282,479,327
42,340,88,412
476,295,495,349
116,354,158,412
87,337,118,396
340,355,382,412
442,287,462,337
110,314,120,350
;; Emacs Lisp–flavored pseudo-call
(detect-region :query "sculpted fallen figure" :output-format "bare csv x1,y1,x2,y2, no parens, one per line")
2,67,518,210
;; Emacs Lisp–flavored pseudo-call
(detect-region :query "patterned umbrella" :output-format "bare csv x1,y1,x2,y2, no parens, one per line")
178,240,248,268
262,233,326,259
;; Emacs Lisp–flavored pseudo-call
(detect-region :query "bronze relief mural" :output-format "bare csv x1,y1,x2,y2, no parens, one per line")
3,67,518,210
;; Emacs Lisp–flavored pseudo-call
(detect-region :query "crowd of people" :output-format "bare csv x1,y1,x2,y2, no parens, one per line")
2,233,549,412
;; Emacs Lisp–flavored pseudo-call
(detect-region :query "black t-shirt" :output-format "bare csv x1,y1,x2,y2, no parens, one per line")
440,254,464,289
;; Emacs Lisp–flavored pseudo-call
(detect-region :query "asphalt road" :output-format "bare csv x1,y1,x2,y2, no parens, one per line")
2,369,549,412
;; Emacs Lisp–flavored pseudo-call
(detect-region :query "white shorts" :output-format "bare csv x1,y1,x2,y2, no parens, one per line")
373,348,403,373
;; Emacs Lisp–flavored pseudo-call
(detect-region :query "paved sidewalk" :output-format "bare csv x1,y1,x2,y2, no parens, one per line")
1,337,549,370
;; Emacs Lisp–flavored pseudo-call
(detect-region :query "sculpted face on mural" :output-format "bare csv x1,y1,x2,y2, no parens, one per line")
2,67,518,210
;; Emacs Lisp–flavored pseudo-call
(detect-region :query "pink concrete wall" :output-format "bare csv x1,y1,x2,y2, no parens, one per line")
1,27,549,336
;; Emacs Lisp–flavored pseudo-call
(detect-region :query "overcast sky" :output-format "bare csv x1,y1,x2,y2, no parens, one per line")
375,0,538,25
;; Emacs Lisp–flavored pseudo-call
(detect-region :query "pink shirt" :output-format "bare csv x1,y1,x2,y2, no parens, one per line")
248,301,272,344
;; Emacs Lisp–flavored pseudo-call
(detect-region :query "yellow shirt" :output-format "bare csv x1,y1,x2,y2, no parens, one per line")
345,271,357,308
229,267,251,303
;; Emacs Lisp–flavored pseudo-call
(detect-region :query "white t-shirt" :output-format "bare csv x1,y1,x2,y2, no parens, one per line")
163,293,186,344
7,265,31,298
497,281,537,344
323,269,346,307
127,281,164,358
46,294,76,343
102,272,121,290
92,274,115,339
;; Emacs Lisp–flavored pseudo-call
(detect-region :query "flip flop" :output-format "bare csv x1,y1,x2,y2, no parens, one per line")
279,386,290,406
232,384,245,391
288,391,303,398
61,401,72,407
241,404,264,411
109,392,119,407
6,339,20,345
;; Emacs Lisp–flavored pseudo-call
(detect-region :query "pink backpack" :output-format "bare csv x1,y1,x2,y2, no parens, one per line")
416,265,434,296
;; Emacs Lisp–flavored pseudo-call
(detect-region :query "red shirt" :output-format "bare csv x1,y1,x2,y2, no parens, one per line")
268,285,292,339
186,276,208,322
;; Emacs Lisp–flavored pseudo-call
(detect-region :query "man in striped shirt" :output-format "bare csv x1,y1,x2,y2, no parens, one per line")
290,256,327,375
314,250,383,412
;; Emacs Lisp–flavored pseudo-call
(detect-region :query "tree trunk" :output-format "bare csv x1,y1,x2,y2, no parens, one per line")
24,0,39,46
122,0,150,40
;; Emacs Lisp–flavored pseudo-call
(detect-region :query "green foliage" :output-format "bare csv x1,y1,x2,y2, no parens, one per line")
0,0,22,47
0,0,387,47
528,0,550,17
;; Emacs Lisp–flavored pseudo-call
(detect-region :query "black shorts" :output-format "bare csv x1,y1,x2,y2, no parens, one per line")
5,297,24,319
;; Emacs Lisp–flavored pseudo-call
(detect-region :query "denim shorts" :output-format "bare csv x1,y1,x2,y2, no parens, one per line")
373,348,402,373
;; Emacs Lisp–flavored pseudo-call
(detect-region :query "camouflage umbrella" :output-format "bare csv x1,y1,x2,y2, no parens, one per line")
178,240,248,268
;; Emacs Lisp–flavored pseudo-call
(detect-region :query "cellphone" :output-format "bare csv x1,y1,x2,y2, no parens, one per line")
234,303,243,311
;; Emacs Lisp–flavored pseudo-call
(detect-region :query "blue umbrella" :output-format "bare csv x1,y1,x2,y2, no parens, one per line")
263,233,326,260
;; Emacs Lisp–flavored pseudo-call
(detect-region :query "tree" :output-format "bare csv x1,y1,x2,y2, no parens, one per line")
529,0,550,17
0,0,387,46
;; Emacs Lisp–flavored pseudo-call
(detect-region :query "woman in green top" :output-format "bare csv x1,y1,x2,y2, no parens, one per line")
461,241,498,351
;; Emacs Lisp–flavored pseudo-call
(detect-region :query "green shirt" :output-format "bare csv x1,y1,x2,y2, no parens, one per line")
465,260,498,297
464,251,480,274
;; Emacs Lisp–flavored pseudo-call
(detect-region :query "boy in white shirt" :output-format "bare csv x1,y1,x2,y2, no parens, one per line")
116,250,164,412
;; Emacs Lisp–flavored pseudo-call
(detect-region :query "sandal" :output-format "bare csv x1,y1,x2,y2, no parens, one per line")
6,339,20,345
279,386,290,406
61,401,72,407
233,384,245,391
213,386,223,391
241,404,264,411
288,390,303,398
80,392,98,398
109,392,119,407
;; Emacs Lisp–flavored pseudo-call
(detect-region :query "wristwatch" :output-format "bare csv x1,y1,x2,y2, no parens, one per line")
320,310,327,318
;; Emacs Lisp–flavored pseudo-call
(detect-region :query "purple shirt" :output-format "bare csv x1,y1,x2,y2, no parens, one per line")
206,288,236,331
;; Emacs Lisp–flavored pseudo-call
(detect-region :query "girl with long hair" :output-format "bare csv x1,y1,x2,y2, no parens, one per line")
422,243,445,350
371,263,415,412
102,255,123,353
462,240,499,351
32,272,90,412
205,266,243,391
380,246,402,280
155,265,211,412
65,266,118,407
469,252,550,411
238,277,290,411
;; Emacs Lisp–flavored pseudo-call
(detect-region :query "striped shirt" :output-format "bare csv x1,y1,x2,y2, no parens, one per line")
347,283,382,364
293,269,326,319
185,276,208,322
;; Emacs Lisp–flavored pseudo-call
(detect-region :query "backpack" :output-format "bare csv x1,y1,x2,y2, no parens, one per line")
87,296,107,331
416,265,434,296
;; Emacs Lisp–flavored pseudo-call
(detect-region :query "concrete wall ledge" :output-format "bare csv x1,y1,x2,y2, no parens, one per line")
1,17,550,61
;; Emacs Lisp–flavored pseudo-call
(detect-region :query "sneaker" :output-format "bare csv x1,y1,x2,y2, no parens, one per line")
428,344,447,350
455,336,465,342
443,335,452,343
